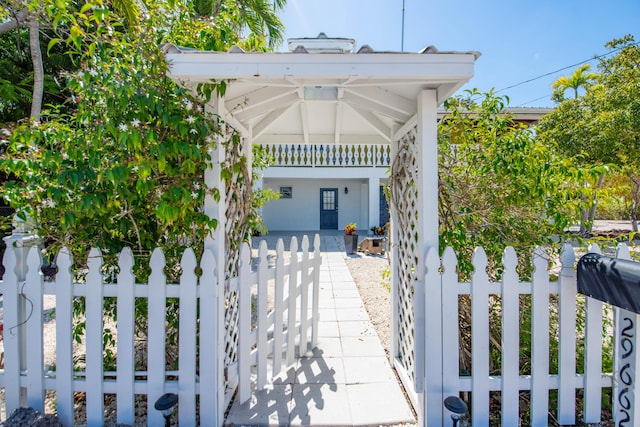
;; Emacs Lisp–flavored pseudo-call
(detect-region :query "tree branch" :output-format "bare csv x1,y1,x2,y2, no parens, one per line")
0,7,28,35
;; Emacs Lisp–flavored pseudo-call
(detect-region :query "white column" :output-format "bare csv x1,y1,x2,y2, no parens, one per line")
368,177,380,231
204,98,226,426
416,89,442,426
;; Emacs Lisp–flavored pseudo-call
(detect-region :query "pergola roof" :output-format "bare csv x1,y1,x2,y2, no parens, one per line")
164,43,479,145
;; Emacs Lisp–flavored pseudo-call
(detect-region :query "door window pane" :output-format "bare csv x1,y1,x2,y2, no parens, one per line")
323,191,335,210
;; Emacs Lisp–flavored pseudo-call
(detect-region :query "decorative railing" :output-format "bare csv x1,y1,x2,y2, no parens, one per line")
261,143,391,167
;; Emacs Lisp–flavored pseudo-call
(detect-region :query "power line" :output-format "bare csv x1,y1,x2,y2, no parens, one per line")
494,43,632,95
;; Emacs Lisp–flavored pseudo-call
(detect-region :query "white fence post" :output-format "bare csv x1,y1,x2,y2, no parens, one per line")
2,216,41,410
584,244,604,423
613,243,640,426
557,244,577,425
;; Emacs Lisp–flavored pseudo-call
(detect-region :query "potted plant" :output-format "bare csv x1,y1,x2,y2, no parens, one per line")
343,222,358,255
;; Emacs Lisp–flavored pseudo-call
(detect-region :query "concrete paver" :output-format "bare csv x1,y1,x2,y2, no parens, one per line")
225,231,415,427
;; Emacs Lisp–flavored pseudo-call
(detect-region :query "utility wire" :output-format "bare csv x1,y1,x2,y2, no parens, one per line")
494,42,636,95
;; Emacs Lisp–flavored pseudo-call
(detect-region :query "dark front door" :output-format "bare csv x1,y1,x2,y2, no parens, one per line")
320,188,339,229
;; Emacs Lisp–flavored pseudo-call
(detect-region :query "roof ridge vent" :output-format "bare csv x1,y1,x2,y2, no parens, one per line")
317,32,328,39
357,45,374,54
419,45,439,54
292,45,308,53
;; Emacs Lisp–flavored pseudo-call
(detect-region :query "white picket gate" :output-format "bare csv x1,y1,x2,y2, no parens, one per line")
0,233,321,426
421,242,627,426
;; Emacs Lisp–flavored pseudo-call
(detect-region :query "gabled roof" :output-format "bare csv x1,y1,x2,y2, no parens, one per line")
164,40,479,145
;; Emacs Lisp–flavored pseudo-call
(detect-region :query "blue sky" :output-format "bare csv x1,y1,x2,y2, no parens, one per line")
278,0,640,107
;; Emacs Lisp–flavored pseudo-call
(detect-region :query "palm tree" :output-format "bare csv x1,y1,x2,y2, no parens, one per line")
551,63,598,102
191,0,285,48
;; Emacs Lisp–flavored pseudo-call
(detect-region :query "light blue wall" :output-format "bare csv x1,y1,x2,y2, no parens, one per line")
262,178,366,231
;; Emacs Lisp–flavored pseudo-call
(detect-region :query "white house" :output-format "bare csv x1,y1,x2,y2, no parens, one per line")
255,34,550,232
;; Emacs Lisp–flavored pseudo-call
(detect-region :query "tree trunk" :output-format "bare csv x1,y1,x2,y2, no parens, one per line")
28,9,44,123
586,173,606,230
629,176,640,232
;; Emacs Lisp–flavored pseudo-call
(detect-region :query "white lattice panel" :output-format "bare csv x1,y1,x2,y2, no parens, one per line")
391,125,420,385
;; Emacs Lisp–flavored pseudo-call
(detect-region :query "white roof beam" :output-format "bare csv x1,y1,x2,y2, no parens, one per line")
226,86,297,115
345,103,391,142
342,92,411,123
344,86,415,116
300,102,310,144
253,101,300,139
233,92,299,122
334,101,343,144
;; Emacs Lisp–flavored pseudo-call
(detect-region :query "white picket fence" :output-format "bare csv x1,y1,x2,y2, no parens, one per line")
0,233,321,426
423,242,625,426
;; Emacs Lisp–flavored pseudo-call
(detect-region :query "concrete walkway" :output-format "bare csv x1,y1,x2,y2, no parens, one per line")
225,231,415,427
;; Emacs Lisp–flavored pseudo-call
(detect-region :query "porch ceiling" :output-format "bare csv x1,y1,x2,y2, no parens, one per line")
164,44,479,145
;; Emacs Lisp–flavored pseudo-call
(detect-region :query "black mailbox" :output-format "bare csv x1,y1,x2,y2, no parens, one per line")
577,253,640,314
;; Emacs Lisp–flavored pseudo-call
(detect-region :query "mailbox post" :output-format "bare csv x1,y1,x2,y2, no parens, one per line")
578,252,640,426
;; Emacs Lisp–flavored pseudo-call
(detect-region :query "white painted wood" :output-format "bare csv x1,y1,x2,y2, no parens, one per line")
286,237,299,366
471,247,490,427
300,235,311,356
273,238,285,374
441,247,460,401
85,247,105,426
557,244,577,425
204,101,227,425
414,90,438,407
55,247,75,426
199,248,219,425
584,244,603,423
116,248,135,425
257,241,269,387
2,246,21,412
311,234,321,348
423,246,443,425
501,247,520,425
389,128,400,382
25,246,44,411
178,248,198,426
147,248,167,426
612,243,640,426
238,244,252,402
530,247,550,426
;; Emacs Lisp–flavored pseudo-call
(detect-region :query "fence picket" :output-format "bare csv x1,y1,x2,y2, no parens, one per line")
2,246,21,412
116,248,135,425
199,249,219,424
273,238,285,374
178,248,198,426
55,247,75,426
25,246,44,412
557,244,577,425
441,247,459,401
237,244,252,403
85,247,105,426
147,248,167,426
300,235,310,356
424,246,443,426
471,247,490,426
287,237,299,365
311,234,321,348
501,247,520,425
584,244,603,423
531,247,550,426
257,241,269,388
